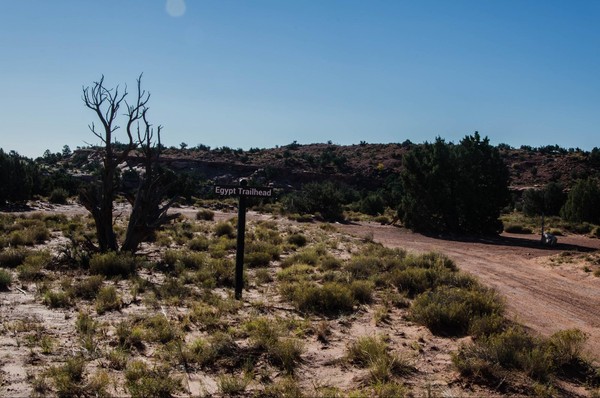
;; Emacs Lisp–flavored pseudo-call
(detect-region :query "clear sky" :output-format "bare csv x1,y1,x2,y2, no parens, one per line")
1,0,599,158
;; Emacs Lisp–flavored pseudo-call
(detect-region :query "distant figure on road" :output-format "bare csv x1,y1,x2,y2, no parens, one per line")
542,232,557,246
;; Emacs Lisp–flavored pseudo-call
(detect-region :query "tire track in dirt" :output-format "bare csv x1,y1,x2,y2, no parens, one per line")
338,223,600,362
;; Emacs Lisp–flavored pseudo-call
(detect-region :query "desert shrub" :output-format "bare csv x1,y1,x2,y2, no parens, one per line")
347,335,413,383
245,317,282,351
347,336,388,367
47,356,92,397
281,247,321,268
187,236,210,251
246,241,281,260
0,248,28,268
287,233,307,247
0,269,12,290
261,377,304,398
455,327,592,383
374,215,391,224
254,224,283,245
468,313,506,338
282,282,355,315
320,256,342,271
503,224,533,234
163,249,206,270
371,382,409,398
17,250,51,281
188,303,221,330
49,188,69,204
43,290,71,308
276,264,315,283
214,221,235,238
346,256,384,279
194,258,235,288
70,275,104,300
208,236,236,258
89,251,136,277
75,312,98,336
410,286,504,336
115,321,144,350
245,317,304,374
143,315,178,343
245,251,273,268
159,277,190,303
254,268,273,285
7,222,50,246
125,361,183,398
196,208,215,221
547,328,587,367
350,280,374,304
217,374,249,395
269,337,304,374
182,332,240,368
95,286,122,314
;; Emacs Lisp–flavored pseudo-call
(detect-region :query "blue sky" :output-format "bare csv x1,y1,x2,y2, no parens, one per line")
1,0,599,158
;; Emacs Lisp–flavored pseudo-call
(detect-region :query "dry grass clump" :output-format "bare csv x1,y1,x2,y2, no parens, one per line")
280,281,355,316
0,247,29,268
46,356,110,398
346,335,414,384
503,223,534,234
244,317,305,374
17,250,51,281
124,360,183,398
410,286,504,337
287,232,307,247
70,275,104,300
89,251,137,278
453,327,597,385
187,235,210,251
214,221,235,238
244,240,281,267
95,285,122,314
196,208,215,221
0,268,12,290
42,290,71,308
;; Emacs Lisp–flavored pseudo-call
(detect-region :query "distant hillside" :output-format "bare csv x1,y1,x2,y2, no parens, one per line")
66,143,600,192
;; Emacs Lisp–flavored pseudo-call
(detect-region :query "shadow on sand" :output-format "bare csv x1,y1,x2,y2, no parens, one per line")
421,231,597,253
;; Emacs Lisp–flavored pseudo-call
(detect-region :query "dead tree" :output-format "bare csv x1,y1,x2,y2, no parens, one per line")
80,75,177,253
121,111,179,252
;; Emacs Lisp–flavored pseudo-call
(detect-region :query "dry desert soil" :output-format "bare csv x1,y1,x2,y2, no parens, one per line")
1,204,599,397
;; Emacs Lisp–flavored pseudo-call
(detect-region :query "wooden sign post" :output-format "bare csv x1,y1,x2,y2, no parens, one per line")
214,180,273,299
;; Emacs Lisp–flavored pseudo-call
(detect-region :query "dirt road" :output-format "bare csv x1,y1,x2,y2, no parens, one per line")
338,222,600,362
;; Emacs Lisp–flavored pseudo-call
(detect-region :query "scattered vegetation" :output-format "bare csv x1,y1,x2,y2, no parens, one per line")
0,189,598,396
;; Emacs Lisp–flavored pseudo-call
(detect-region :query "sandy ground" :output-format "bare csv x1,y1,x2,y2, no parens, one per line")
338,222,600,364
1,203,598,397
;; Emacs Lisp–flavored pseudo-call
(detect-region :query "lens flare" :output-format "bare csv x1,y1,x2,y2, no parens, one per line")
166,0,186,17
